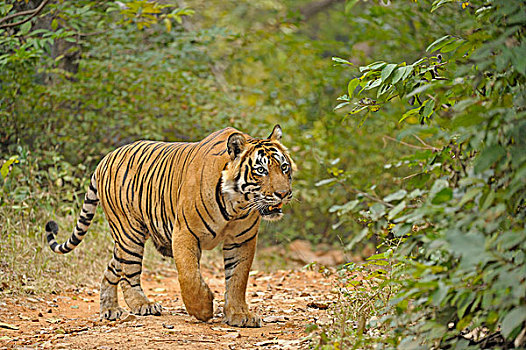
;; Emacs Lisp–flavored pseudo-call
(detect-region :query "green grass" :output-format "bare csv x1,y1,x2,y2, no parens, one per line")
0,203,113,294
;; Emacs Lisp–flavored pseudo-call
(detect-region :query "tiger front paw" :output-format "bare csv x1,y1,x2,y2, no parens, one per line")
184,286,214,322
224,309,261,328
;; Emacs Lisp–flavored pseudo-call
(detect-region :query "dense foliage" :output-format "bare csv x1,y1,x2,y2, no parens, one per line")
318,0,526,348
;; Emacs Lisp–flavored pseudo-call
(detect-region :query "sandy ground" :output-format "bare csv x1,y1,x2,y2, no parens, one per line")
0,265,335,349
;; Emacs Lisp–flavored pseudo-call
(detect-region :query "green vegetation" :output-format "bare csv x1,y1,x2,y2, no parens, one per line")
312,0,526,348
1,0,525,348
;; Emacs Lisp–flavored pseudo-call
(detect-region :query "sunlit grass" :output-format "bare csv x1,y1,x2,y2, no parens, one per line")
0,203,111,294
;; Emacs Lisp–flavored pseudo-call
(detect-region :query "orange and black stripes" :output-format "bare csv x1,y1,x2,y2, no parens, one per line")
44,126,294,323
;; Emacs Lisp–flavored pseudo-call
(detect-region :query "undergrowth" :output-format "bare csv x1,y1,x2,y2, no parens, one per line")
306,236,403,350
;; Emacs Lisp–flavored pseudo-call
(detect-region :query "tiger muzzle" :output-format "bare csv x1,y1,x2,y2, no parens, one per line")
260,202,283,216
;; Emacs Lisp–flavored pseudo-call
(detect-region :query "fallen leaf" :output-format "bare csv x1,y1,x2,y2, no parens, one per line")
46,318,62,324
0,322,19,330
255,340,278,346
263,315,287,323
211,326,238,332
257,276,272,282
307,301,329,310
222,332,241,339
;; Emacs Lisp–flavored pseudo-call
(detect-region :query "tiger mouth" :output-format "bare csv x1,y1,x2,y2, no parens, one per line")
259,202,283,216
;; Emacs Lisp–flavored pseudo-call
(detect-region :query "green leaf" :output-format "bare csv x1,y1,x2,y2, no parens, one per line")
422,99,435,121
388,200,406,220
399,107,420,123
367,251,390,261
19,21,32,36
377,83,391,98
426,35,452,52
360,61,386,72
380,63,397,83
334,102,350,110
384,189,407,202
457,292,475,319
440,39,465,53
431,187,452,204
431,0,455,12
501,306,526,338
391,66,407,85
1,156,19,180
458,187,482,207
315,178,336,187
448,230,489,266
344,0,360,13
347,78,360,98
332,57,353,66
164,18,172,32
392,223,411,237
329,199,359,215
369,203,386,220
401,65,414,81
431,282,449,306
364,78,381,90
474,145,506,174
480,189,495,210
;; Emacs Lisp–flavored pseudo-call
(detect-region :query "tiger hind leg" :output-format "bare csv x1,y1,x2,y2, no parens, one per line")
116,235,162,316
100,250,126,320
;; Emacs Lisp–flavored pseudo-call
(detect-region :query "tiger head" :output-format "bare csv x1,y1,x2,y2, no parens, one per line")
222,125,296,221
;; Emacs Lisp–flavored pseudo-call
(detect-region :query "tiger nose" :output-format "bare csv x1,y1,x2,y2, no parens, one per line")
274,190,290,199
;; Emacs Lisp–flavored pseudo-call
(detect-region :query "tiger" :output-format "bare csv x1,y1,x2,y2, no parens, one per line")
45,125,295,328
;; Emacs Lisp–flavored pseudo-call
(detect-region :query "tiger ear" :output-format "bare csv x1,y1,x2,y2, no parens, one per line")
268,124,282,141
227,133,246,160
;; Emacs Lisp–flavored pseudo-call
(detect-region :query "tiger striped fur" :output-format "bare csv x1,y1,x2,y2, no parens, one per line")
45,125,295,327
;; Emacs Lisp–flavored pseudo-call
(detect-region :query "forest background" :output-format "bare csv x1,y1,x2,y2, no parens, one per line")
1,0,525,348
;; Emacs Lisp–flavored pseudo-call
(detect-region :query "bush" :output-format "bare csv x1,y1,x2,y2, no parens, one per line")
322,0,526,348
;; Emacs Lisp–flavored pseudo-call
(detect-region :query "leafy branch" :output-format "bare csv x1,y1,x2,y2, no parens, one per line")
0,0,50,29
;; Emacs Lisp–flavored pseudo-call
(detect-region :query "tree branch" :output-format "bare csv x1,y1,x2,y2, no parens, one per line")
383,135,440,152
0,0,50,29
337,180,395,208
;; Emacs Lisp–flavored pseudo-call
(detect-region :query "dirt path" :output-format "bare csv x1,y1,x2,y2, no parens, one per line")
0,266,334,349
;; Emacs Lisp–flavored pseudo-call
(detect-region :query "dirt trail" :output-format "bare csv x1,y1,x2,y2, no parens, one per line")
0,266,335,349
